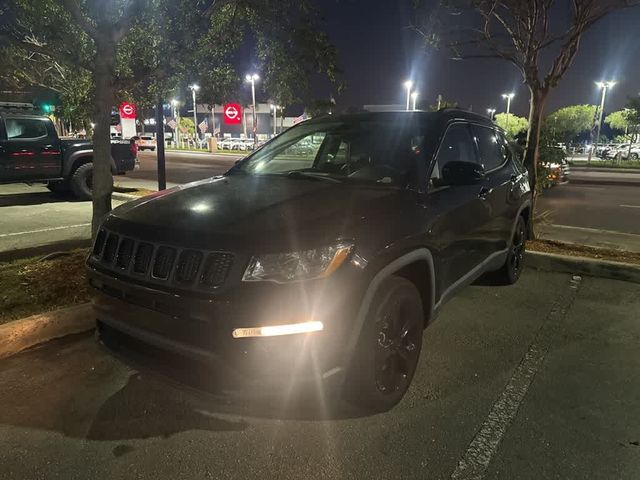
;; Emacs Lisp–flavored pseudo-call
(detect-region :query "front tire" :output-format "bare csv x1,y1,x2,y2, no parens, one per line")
494,216,527,285
345,276,424,412
70,163,93,200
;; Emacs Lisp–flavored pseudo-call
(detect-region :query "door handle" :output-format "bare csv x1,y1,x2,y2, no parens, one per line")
478,187,492,199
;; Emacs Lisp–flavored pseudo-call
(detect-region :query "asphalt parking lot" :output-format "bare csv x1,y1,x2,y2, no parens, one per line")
1,268,639,480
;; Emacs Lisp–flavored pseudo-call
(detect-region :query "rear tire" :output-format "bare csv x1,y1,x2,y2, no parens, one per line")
344,276,424,413
494,216,527,285
70,163,93,200
630,152,639,160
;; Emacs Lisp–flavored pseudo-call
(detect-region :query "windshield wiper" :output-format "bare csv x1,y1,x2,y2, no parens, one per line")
285,171,342,183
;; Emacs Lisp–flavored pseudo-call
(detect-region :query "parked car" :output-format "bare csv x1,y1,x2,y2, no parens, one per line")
0,103,137,200
135,135,156,151
605,144,626,159
611,143,640,160
87,109,532,412
219,137,245,150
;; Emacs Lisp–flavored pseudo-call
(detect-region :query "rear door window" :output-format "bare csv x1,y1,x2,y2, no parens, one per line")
430,123,478,188
471,125,508,171
5,118,48,140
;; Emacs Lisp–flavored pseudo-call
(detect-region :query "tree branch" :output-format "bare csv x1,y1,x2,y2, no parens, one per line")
57,0,101,41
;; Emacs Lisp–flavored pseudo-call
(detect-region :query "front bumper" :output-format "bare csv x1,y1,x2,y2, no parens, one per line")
87,265,365,388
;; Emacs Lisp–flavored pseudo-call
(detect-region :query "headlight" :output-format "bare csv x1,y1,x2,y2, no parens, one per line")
242,243,353,283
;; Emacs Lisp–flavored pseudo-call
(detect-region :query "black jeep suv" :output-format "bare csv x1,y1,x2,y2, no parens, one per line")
87,110,531,411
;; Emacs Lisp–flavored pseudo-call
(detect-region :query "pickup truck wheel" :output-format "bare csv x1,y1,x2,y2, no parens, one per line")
46,180,70,195
345,276,423,412
70,163,93,200
494,216,527,285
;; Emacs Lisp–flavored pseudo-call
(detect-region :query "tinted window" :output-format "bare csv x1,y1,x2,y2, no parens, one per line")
430,123,477,187
5,118,48,140
232,119,426,186
472,125,508,171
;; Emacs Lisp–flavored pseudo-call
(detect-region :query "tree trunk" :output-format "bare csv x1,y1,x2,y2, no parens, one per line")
91,40,116,238
523,87,548,239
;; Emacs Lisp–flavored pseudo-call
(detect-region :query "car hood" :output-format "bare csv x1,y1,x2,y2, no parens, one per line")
106,175,404,252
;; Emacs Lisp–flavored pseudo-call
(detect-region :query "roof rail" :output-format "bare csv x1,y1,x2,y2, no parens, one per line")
0,102,37,113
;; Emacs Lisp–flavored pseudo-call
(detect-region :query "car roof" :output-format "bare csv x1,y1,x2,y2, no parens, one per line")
305,109,496,129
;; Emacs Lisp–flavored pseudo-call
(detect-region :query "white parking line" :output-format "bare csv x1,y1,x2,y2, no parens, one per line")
450,276,583,480
620,205,640,209
0,223,91,238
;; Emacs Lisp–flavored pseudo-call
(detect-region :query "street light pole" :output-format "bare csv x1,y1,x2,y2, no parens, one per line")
171,99,180,147
501,92,515,133
189,84,199,145
588,80,616,164
271,104,277,136
404,80,413,111
245,74,259,148
411,91,418,111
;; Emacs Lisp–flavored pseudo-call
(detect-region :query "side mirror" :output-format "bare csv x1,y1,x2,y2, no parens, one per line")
441,161,485,186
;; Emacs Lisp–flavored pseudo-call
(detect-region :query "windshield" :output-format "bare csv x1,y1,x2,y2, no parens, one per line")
228,118,427,186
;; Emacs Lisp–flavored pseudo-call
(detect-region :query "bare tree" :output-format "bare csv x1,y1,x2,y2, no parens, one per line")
414,0,639,233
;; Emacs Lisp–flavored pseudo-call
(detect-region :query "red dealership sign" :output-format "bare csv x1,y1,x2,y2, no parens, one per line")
119,102,136,119
223,103,242,124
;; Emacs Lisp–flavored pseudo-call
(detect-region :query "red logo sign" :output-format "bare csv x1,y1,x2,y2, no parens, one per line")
223,103,242,124
119,102,136,119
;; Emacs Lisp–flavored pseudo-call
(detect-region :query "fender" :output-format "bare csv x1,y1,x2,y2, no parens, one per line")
512,198,532,240
341,248,436,373
64,149,117,177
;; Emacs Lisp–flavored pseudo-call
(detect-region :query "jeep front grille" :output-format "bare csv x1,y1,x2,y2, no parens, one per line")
90,229,234,291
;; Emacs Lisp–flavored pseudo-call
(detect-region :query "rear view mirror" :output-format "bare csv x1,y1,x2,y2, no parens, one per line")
441,161,484,186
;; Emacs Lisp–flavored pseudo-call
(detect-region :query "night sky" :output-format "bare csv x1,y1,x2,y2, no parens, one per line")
319,0,640,116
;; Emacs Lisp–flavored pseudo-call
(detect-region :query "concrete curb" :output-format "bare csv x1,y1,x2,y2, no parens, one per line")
527,250,640,284
0,303,93,359
112,192,140,202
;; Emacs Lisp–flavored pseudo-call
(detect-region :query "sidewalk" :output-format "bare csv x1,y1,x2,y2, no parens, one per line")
537,224,640,253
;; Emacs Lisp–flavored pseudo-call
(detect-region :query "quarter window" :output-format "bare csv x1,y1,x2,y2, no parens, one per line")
5,118,48,140
472,125,508,171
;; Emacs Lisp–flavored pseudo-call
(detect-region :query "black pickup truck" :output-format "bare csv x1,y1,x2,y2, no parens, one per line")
0,104,138,200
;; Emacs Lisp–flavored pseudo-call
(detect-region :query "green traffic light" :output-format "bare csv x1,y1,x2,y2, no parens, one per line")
42,104,53,113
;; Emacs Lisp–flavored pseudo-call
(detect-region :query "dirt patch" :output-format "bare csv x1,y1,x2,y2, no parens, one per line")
0,250,91,324
528,239,640,266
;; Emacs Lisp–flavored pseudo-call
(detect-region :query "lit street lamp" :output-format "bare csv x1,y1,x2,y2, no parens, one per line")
404,80,413,111
487,108,496,120
411,91,419,111
171,98,180,147
189,84,200,143
587,80,616,163
501,92,515,131
245,73,259,148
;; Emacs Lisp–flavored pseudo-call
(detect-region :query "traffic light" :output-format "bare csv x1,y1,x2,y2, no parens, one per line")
42,104,54,113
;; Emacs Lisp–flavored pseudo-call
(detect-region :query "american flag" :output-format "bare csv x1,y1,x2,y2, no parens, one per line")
293,113,307,125
198,119,208,133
